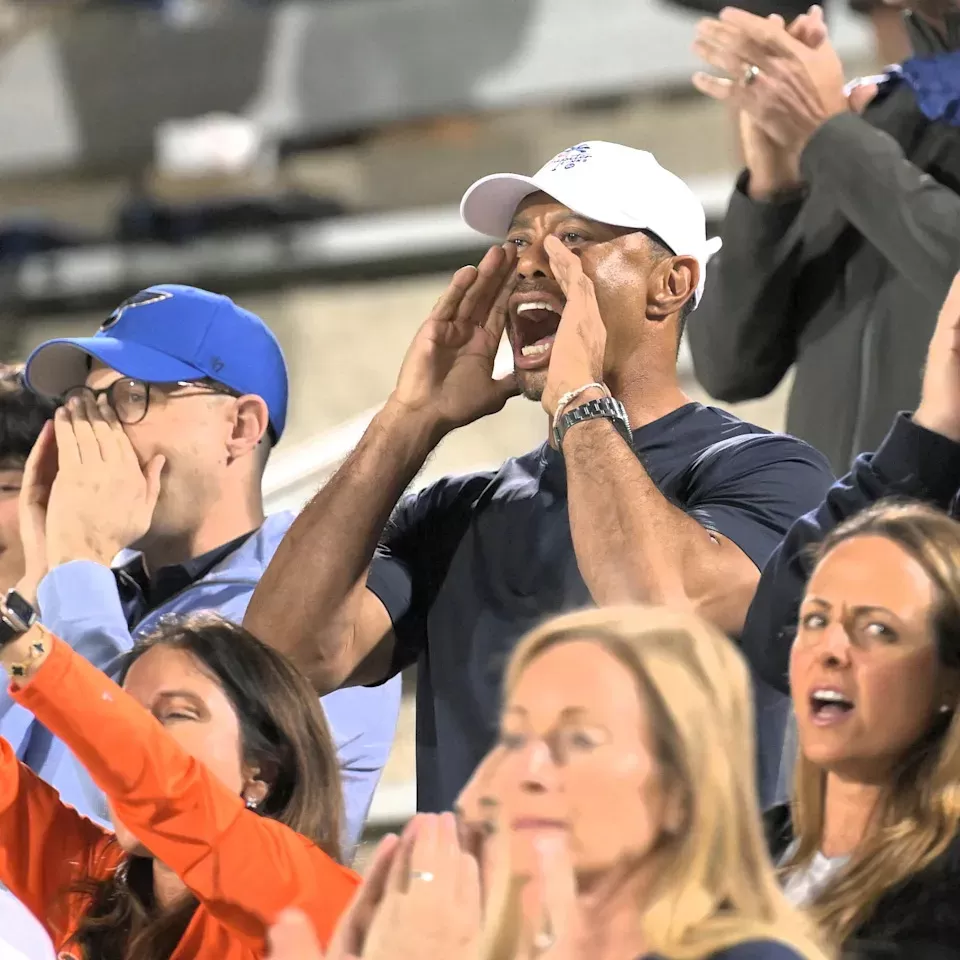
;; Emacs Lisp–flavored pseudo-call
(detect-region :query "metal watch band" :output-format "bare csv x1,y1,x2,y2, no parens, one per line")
0,589,38,651
553,396,632,450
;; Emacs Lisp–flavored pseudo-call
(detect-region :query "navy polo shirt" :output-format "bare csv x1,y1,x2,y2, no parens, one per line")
366,403,834,814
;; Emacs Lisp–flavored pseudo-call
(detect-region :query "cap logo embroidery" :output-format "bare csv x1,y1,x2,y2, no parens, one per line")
99,290,173,332
548,143,591,172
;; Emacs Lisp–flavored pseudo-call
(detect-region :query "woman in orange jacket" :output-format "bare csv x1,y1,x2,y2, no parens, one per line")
0,608,360,960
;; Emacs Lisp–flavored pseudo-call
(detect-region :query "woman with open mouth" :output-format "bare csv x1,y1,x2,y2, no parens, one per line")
770,501,960,958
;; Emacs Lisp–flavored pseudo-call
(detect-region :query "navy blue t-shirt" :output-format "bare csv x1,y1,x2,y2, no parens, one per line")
649,942,809,960
367,403,834,814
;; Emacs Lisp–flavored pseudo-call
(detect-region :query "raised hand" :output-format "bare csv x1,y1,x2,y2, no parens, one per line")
735,8,827,198
693,7,848,186
267,909,325,960
17,420,58,599
45,391,165,568
391,244,520,437
540,236,606,419
480,827,577,960
326,814,481,960
915,271,960,443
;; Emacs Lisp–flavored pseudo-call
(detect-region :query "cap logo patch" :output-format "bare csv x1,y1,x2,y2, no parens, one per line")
100,290,173,332
548,143,591,172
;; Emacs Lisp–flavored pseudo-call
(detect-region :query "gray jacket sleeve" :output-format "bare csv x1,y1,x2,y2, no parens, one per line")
800,111,960,304
686,174,808,402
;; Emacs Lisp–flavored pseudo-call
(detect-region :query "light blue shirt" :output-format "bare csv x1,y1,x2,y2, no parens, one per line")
0,512,400,857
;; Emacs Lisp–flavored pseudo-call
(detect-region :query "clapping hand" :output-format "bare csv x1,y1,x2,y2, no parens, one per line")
391,245,520,438
693,6,848,156
914,271,960,443
480,827,577,960
267,908,324,960
326,813,482,960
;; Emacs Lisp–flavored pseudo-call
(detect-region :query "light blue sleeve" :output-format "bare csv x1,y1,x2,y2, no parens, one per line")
36,560,136,665
214,587,403,855
65,579,402,854
320,678,402,857
0,697,36,761
0,560,136,825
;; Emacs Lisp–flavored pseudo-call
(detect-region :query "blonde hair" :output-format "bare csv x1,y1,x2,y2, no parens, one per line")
785,502,960,944
499,605,830,960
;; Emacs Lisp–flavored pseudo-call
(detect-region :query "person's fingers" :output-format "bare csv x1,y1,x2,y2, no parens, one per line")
428,266,480,325
478,830,529,960
456,245,514,329
766,12,785,26
387,815,422,894
848,81,878,114
67,395,102,465
86,391,122,460
408,812,441,888
433,811,463,886
719,4,795,43
542,236,581,298
267,908,323,960
53,406,81,470
692,71,736,101
363,832,403,900
458,845,482,936
490,373,522,409
328,833,401,957
482,258,518,343
21,421,55,498
534,833,577,952
694,21,773,74
936,271,960,334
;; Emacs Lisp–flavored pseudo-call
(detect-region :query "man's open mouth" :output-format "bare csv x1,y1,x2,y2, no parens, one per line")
510,297,564,370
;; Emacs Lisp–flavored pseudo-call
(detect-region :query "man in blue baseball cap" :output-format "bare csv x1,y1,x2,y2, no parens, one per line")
3,284,400,854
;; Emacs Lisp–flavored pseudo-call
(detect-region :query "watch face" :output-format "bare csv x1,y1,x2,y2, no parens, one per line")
2,590,36,631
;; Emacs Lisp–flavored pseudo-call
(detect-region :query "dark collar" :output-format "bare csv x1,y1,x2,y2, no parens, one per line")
116,528,256,617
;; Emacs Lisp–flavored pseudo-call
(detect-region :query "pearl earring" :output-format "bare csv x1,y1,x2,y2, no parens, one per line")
940,704,952,714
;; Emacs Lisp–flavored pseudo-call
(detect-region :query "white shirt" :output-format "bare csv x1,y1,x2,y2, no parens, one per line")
0,887,55,960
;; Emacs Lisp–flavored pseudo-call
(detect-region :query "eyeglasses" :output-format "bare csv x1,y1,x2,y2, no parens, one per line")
59,378,241,427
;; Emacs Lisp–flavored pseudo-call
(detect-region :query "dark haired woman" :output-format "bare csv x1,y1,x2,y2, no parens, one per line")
0,608,358,960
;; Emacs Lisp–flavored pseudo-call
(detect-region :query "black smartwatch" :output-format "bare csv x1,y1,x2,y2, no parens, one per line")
0,589,38,650
553,396,633,450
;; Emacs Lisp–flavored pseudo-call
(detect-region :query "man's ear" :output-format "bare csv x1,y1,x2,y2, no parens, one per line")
226,395,270,464
646,255,698,322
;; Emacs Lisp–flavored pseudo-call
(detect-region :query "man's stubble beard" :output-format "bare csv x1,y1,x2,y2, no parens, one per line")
517,369,547,403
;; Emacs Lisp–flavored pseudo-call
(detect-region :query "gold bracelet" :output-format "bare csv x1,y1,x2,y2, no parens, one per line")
5,624,49,680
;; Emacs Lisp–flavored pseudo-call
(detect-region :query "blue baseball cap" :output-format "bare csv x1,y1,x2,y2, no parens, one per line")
24,284,288,441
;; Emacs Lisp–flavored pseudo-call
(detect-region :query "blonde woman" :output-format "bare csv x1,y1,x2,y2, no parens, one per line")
476,606,828,960
768,502,960,957
317,606,830,960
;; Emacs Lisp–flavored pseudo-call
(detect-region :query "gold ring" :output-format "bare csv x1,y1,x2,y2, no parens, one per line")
742,63,761,86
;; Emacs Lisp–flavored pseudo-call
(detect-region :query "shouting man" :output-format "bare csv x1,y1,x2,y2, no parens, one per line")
246,141,835,811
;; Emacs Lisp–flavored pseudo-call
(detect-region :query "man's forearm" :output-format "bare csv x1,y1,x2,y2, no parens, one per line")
245,399,439,683
562,418,705,609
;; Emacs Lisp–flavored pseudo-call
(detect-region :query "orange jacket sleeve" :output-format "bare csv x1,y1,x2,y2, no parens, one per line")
0,732,113,942
11,635,360,949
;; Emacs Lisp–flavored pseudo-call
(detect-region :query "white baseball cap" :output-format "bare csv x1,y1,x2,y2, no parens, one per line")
460,140,720,306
